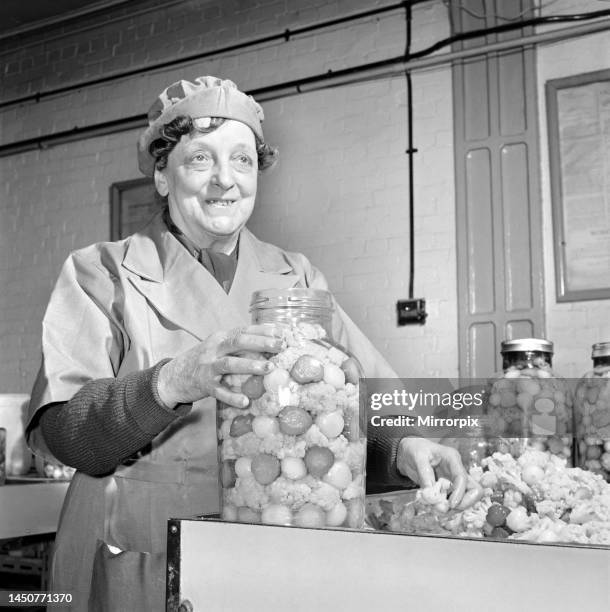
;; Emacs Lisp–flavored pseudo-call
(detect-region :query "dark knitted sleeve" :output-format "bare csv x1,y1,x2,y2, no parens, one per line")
366,425,417,494
38,359,191,477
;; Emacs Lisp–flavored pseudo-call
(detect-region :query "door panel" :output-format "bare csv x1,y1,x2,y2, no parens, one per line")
453,0,544,378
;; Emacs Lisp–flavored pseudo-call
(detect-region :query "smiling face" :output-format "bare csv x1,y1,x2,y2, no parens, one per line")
154,119,258,253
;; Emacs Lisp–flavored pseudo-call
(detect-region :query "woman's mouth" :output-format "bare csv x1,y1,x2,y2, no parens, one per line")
206,199,236,207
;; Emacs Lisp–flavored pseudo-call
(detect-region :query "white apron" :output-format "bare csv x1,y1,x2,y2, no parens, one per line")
27,211,395,611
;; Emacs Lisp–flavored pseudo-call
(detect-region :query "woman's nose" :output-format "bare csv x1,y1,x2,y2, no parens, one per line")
211,160,235,190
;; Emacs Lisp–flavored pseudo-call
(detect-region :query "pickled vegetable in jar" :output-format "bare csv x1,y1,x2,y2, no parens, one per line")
574,342,610,481
484,338,573,464
217,288,366,529
440,386,490,469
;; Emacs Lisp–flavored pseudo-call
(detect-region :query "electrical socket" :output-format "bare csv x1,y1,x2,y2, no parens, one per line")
396,298,427,326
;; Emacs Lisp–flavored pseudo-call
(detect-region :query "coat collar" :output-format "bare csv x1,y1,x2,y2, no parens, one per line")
122,211,299,340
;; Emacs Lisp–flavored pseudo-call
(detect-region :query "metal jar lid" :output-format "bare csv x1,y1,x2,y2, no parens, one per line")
501,338,554,354
592,342,610,358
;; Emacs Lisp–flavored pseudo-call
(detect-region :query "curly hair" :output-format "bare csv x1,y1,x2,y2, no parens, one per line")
148,116,278,173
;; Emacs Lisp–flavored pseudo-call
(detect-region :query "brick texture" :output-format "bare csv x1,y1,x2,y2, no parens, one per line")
2,0,457,392
1,0,607,396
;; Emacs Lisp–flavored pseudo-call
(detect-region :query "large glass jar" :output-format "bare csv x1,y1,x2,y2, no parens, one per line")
484,338,573,464
217,288,366,529
574,342,610,480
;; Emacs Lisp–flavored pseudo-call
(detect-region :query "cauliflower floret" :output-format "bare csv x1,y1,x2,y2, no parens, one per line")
228,475,269,510
232,432,261,457
268,476,312,510
345,382,358,397
517,450,552,471
459,500,489,532
250,392,284,417
334,388,357,413
342,441,366,473
536,499,563,519
327,435,349,460
478,470,497,489
296,322,326,341
258,433,306,459
417,478,451,505
221,438,237,460
342,475,365,500
300,341,331,363
309,482,341,511
270,346,304,372
281,324,326,348
299,382,338,415
276,437,307,460
503,489,523,509
327,346,348,366
304,424,330,448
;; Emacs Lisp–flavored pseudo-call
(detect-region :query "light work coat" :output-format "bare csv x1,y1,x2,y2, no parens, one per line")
27,211,396,611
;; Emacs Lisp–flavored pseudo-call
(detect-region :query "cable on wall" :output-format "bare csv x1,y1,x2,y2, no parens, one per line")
395,0,428,325
0,1,426,110
0,7,609,158
405,2,416,302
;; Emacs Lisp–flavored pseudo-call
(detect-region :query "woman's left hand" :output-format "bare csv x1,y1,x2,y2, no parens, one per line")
396,437,484,509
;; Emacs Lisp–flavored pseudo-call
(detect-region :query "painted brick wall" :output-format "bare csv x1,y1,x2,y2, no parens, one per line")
0,0,458,394
536,0,610,378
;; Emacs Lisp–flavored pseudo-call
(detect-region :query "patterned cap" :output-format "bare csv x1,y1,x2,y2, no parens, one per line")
137,76,264,176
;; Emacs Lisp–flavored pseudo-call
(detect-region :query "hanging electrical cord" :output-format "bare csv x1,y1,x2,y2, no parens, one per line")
395,0,428,325
404,1,417,301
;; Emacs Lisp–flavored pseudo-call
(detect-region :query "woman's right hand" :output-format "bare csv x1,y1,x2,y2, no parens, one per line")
156,324,283,409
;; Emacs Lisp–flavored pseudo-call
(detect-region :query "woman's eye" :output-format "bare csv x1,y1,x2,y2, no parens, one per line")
190,153,211,165
233,154,254,168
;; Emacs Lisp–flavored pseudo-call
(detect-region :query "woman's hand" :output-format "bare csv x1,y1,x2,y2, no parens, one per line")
156,324,282,408
396,437,483,509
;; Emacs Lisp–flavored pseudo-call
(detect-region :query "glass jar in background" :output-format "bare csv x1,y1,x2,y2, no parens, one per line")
574,342,610,480
440,385,490,470
440,425,490,470
484,338,573,464
34,456,76,480
217,288,366,529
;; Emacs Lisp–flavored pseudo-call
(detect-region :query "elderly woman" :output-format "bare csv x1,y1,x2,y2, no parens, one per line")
27,76,478,611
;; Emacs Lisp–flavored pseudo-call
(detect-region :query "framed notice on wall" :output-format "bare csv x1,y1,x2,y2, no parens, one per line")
110,178,159,241
546,69,610,302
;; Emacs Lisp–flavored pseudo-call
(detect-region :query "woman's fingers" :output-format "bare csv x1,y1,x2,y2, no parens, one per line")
448,472,467,508
218,326,284,355
210,382,250,408
213,355,274,376
413,452,437,489
456,478,484,510
438,447,468,508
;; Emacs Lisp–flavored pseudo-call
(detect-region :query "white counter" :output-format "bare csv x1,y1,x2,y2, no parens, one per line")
0,481,68,540
167,518,609,612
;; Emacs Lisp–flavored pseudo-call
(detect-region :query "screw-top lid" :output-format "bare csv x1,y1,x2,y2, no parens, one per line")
249,288,333,311
501,338,554,353
592,342,610,358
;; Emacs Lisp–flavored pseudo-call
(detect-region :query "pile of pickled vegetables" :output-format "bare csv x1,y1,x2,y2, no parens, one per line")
367,450,610,545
